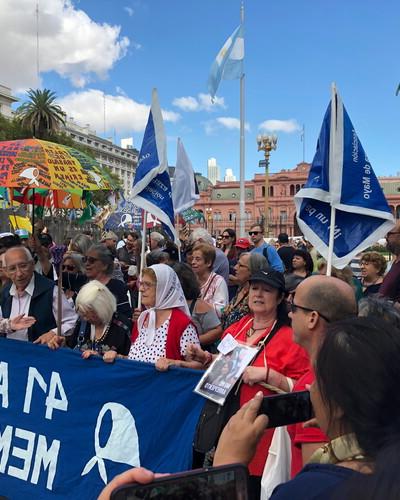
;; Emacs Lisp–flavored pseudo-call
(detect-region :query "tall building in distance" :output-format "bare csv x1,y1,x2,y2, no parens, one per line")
224,168,236,182
207,157,220,185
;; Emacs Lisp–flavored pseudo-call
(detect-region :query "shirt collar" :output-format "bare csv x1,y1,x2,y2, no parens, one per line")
10,274,35,297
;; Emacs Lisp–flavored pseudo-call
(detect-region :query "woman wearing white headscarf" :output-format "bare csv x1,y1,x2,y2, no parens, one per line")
128,264,201,369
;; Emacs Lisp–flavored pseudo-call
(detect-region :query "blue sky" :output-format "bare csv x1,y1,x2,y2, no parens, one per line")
2,0,399,180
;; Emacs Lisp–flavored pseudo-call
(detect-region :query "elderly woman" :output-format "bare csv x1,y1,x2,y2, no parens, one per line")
191,243,229,318
129,264,201,370
221,252,269,330
69,234,92,256
188,269,309,495
84,244,132,318
61,251,87,303
47,280,131,360
171,262,222,349
360,251,387,296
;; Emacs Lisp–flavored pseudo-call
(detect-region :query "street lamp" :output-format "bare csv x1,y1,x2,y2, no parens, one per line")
257,134,278,237
205,207,213,232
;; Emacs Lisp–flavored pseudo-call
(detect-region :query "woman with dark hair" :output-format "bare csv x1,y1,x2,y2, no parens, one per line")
360,251,387,296
221,252,269,330
221,228,238,300
84,244,132,318
188,269,309,497
284,249,314,293
171,262,222,348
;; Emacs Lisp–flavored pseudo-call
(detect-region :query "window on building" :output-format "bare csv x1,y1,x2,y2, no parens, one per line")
290,184,295,196
295,184,301,193
262,186,265,197
229,212,236,221
269,186,274,197
280,211,287,222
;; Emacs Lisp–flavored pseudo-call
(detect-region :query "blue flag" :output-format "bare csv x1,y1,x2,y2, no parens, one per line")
295,86,394,268
208,24,244,100
0,339,204,499
130,89,176,242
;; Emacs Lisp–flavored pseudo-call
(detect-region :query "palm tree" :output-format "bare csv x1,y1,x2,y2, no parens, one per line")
16,88,66,139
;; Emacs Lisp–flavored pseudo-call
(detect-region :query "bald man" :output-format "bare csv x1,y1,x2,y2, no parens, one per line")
287,274,357,477
1,246,77,343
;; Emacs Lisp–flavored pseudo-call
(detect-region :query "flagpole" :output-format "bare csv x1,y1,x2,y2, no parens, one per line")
138,209,147,309
238,2,246,238
326,83,337,277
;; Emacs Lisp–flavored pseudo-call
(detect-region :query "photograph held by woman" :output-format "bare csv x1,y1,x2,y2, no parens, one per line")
47,280,131,361
188,269,309,496
129,264,202,370
84,244,132,319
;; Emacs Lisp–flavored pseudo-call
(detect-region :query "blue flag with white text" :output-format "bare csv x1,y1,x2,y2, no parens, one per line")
208,24,244,100
0,339,203,500
130,89,176,242
295,87,394,268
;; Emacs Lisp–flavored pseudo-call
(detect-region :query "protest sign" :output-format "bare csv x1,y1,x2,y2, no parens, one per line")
0,339,203,499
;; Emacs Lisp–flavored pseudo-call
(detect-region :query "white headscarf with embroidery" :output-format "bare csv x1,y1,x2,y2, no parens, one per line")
137,264,190,345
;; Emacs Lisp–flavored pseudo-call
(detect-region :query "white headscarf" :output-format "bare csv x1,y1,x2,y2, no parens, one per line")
137,263,190,346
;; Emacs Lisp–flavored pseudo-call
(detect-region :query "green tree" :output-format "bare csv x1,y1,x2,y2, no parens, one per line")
16,88,66,139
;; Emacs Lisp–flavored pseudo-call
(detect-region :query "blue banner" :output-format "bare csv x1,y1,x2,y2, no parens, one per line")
0,339,203,499
295,87,394,268
104,196,142,231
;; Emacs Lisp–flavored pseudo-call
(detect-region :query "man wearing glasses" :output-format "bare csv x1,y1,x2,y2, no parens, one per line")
380,222,400,302
248,224,284,272
287,274,357,476
0,246,77,343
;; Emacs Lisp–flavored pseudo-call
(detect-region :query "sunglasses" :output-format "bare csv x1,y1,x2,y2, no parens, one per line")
249,231,261,236
289,301,330,323
222,235,231,239
62,264,76,272
83,256,100,264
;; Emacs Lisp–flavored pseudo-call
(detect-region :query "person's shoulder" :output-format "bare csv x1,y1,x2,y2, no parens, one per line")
271,464,357,499
194,299,214,314
107,278,127,290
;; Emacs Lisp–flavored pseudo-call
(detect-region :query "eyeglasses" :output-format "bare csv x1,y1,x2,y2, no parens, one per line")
62,264,76,272
249,231,261,236
138,279,156,290
222,235,231,239
6,262,32,273
289,301,330,323
83,256,100,264
217,237,223,241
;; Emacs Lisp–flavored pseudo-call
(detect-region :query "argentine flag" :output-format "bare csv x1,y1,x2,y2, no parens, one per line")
208,24,244,100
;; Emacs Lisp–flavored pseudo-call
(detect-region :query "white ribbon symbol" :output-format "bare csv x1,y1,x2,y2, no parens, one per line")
118,214,132,227
19,167,40,186
81,402,141,484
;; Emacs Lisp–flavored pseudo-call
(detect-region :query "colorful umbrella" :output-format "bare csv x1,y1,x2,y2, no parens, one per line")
10,187,87,209
0,138,112,191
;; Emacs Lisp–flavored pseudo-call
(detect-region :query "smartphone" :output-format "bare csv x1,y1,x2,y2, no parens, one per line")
260,390,313,428
110,464,249,500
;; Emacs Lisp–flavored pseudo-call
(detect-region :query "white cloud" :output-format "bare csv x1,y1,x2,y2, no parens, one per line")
124,6,134,16
217,117,250,131
0,0,131,91
258,119,301,133
204,117,250,135
172,93,225,112
59,89,180,134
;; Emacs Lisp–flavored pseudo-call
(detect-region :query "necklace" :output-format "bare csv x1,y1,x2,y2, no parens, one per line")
246,319,274,338
90,322,111,345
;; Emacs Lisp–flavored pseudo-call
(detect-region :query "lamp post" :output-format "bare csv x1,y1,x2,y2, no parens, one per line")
256,134,278,236
205,207,213,233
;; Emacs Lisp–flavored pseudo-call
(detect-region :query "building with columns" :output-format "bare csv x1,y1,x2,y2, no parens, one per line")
194,162,400,236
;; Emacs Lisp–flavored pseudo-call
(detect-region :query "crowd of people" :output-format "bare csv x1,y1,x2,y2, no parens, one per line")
1,219,400,499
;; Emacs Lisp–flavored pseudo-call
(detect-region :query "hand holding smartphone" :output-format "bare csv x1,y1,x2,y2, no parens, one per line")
260,390,313,428
110,464,249,500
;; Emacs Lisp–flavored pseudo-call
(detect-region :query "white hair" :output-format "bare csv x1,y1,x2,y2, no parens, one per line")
75,280,116,325
190,228,214,246
5,246,33,264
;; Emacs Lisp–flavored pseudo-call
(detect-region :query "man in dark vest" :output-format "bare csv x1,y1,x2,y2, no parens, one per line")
1,246,77,343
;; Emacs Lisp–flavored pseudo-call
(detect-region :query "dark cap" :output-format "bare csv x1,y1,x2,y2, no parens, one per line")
249,269,286,292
